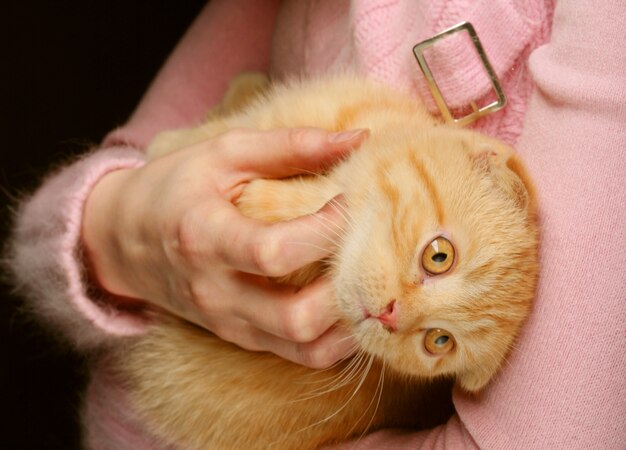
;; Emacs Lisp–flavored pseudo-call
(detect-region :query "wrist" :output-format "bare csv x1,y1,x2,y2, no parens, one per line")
82,167,140,299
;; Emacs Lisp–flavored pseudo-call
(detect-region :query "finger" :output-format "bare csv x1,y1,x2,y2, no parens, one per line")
230,276,341,343
186,288,357,369
219,127,369,180
211,195,348,277
183,307,357,369
249,323,358,369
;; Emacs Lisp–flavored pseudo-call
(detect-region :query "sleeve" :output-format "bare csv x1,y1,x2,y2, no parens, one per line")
5,0,281,350
328,0,626,448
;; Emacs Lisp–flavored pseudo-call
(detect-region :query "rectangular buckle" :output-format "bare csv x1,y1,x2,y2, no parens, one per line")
413,21,506,126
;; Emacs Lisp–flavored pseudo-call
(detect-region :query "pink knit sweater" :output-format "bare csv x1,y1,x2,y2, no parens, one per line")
8,0,625,448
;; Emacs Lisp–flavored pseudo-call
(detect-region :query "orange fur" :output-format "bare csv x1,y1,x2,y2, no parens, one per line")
113,73,539,449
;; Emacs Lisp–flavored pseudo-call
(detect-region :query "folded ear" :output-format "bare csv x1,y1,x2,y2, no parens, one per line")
469,138,537,216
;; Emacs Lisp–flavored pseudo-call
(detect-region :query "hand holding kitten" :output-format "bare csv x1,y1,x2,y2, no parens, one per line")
82,127,368,367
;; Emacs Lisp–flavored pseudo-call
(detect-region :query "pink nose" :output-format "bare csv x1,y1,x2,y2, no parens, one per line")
373,300,397,331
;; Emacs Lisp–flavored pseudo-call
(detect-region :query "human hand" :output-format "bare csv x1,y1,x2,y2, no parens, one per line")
82,127,368,367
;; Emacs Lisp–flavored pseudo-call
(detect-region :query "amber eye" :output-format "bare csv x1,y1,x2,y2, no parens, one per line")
424,328,455,355
421,236,455,275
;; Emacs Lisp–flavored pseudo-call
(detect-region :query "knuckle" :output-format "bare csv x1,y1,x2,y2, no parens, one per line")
297,342,336,369
212,128,243,155
186,278,210,313
281,302,316,343
286,128,312,152
251,234,289,276
212,128,247,152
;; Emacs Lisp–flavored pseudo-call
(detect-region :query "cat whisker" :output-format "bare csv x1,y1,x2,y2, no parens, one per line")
299,338,361,380
295,353,375,433
335,334,361,353
344,358,386,445
296,353,369,402
315,202,358,239
285,241,342,257
294,351,368,401
296,338,361,388
293,216,344,246
283,167,323,178
308,211,349,242
316,353,367,391
325,197,358,234
270,175,357,237
296,348,362,385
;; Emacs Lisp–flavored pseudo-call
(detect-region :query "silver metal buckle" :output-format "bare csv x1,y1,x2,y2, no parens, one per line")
413,21,506,126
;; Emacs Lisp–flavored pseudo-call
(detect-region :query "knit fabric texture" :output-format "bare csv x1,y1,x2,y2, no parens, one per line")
6,0,625,448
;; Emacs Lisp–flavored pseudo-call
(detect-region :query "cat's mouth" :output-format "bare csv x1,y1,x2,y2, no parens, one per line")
359,300,397,332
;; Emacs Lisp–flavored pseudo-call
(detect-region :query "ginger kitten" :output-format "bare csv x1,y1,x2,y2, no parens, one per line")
111,74,539,449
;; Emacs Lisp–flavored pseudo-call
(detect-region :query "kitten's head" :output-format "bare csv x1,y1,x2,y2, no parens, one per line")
334,126,539,392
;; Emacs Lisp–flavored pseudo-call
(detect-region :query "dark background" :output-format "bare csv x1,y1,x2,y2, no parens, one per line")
1,2,205,448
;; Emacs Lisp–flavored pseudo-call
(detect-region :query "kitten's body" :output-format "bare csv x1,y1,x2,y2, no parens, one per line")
112,74,539,449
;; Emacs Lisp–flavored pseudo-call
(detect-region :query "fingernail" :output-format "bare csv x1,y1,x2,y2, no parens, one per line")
328,128,369,143
316,193,347,214
327,193,347,210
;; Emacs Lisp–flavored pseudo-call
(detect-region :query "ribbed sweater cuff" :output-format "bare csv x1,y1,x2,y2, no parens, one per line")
7,147,150,349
